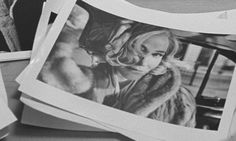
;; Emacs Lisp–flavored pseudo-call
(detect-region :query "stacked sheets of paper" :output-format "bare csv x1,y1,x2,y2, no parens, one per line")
3,0,236,141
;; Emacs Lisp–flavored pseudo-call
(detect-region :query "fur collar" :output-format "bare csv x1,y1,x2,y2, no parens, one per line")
119,65,182,117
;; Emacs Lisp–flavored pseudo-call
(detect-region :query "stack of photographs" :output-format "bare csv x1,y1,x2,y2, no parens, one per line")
13,0,236,140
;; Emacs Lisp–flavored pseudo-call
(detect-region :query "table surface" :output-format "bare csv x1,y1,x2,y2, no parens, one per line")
1,0,236,141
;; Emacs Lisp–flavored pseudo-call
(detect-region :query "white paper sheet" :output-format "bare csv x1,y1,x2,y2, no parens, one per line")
0,69,17,130
0,98,17,130
84,0,236,34
0,68,8,103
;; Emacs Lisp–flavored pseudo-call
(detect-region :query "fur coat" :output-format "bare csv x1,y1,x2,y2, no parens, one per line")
107,65,196,127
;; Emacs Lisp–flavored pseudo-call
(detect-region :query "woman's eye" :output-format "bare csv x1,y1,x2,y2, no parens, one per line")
141,45,148,53
131,42,135,48
152,52,164,57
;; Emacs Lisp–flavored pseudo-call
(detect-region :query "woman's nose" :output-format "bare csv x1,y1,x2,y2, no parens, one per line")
142,55,162,68
136,56,144,66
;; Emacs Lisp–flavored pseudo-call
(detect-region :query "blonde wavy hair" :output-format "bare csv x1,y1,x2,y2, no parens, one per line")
105,23,181,75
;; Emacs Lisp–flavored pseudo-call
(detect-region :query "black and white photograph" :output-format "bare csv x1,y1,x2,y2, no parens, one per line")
17,0,236,141
35,0,236,131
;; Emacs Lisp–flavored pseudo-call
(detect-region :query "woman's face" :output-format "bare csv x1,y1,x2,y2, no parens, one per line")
117,32,169,80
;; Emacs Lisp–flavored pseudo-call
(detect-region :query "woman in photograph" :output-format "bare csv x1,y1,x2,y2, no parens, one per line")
102,22,196,127
39,5,196,128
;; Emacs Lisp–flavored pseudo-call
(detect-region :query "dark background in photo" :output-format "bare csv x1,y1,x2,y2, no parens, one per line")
12,0,44,50
0,31,10,51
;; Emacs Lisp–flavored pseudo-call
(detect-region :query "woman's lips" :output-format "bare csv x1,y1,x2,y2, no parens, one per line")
125,65,151,74
126,66,138,71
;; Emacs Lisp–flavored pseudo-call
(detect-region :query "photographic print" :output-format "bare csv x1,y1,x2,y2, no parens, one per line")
38,0,236,129
18,0,236,140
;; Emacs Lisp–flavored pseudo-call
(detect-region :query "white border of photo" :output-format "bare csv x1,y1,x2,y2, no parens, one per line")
84,0,236,34
0,51,31,63
15,1,57,83
20,94,162,141
18,0,236,141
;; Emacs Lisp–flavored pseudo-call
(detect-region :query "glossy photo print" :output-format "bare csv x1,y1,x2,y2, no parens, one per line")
18,0,236,141
36,1,236,130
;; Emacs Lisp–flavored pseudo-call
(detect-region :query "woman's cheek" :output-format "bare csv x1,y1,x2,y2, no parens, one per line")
143,56,161,69
132,56,140,64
